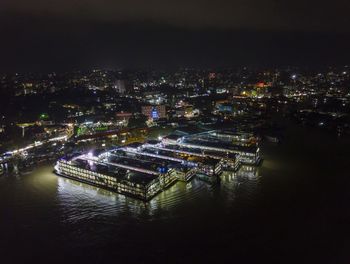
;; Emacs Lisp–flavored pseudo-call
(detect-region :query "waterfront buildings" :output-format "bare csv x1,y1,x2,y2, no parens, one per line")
55,130,260,200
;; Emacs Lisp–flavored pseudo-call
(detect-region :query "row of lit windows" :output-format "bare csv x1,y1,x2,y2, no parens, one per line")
59,162,153,197
62,166,150,198
60,161,149,189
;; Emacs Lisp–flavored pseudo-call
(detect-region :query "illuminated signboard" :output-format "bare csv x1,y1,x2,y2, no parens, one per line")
151,107,159,120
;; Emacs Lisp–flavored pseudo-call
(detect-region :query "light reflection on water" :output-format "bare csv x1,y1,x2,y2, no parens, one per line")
55,165,260,221
0,162,260,247
2,125,349,263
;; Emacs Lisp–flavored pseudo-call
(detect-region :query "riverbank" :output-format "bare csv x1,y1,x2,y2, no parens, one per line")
0,123,350,263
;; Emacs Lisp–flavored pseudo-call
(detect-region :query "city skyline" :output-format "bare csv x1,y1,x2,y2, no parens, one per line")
1,1,350,263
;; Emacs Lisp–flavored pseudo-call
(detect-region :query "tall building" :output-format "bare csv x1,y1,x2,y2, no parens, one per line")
114,79,131,95
141,105,167,120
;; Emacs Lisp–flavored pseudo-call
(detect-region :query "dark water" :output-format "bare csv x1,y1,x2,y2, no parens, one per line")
1,125,350,263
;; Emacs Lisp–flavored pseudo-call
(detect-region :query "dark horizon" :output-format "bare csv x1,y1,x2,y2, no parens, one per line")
1,0,350,72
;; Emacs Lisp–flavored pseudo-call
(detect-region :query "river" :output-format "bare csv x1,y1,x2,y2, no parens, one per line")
1,124,350,263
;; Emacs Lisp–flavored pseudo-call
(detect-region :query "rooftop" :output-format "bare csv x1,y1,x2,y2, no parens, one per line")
71,157,158,186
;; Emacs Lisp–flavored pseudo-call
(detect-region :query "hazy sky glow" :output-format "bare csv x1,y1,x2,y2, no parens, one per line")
2,0,349,32
0,0,349,71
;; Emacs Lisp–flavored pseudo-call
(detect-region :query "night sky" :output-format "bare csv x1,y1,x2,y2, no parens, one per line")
1,0,350,71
